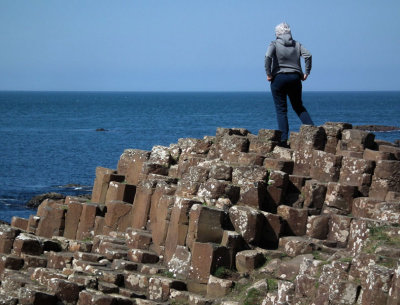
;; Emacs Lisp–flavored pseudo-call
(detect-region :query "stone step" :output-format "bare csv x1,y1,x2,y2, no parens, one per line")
126,228,153,250
128,249,160,264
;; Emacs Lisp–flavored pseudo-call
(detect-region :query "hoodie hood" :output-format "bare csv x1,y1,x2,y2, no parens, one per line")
276,33,295,47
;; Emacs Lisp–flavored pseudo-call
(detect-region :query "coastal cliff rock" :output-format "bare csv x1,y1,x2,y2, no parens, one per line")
1,122,400,305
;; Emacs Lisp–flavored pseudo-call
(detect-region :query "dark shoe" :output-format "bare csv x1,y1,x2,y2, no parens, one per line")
278,141,290,148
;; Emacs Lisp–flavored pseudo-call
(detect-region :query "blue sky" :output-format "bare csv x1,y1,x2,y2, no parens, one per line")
0,1,399,91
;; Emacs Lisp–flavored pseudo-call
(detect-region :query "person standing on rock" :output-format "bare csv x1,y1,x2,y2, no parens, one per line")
265,22,314,147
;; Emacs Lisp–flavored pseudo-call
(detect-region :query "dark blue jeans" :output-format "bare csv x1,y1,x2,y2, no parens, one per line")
270,73,314,142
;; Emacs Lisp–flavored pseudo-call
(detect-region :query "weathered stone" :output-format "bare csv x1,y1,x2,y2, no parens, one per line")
118,149,150,176
369,160,400,200
175,179,200,198
0,225,19,254
209,163,232,181
104,200,132,232
279,236,314,257
292,148,314,176
63,201,83,240
306,215,329,240
322,122,352,154
167,245,191,279
148,277,186,302
124,272,149,293
186,205,225,250
303,179,327,210
27,215,40,234
361,264,394,305
128,249,159,264
48,278,80,304
276,254,313,281
105,182,136,204
327,214,352,248
76,202,106,240
177,154,206,179
347,218,381,255
197,179,229,203
0,254,24,275
151,195,175,255
220,230,247,269
232,166,268,187
264,158,294,174
229,205,264,245
188,242,230,284
235,250,266,273
238,181,268,210
206,275,234,298
341,129,375,150
380,145,400,160
47,251,74,269
277,280,295,305
36,202,66,238
364,148,395,162
237,152,265,166
310,150,342,183
131,180,157,230
18,286,58,305
91,167,121,204
260,212,283,247
277,205,308,236
266,170,289,211
164,197,200,263
387,264,400,305
125,228,152,250
12,233,42,256
10,217,28,231
249,138,277,155
323,182,358,214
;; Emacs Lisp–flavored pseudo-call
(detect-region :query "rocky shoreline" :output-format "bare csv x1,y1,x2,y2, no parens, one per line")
1,121,400,305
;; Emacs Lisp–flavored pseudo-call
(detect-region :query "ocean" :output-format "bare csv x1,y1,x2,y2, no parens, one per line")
1,91,399,223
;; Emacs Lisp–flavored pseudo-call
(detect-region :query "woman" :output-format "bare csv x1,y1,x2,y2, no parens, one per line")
265,22,314,147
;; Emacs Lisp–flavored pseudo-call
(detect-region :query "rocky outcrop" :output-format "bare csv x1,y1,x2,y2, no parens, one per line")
1,122,399,305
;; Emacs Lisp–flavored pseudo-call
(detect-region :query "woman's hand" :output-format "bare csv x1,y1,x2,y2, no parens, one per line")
302,74,308,81
267,75,272,82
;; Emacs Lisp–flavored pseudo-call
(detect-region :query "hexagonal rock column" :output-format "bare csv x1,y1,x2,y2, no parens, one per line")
339,156,375,196
105,182,136,204
188,242,230,284
229,205,265,246
303,180,327,211
310,150,342,183
131,180,157,230
235,250,266,273
360,264,394,305
323,182,358,215
277,205,308,236
322,122,352,154
76,202,106,241
186,205,226,250
91,167,123,204
0,225,19,254
369,160,400,200
164,197,201,263
104,200,133,233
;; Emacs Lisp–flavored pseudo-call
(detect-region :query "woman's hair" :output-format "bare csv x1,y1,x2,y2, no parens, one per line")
275,22,291,36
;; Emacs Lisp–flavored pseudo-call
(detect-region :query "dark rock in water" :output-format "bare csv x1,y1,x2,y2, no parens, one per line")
0,219,9,225
395,139,400,147
96,128,108,132
354,125,400,132
26,192,65,208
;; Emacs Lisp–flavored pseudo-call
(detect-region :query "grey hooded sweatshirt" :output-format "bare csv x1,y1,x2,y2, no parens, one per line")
264,33,312,78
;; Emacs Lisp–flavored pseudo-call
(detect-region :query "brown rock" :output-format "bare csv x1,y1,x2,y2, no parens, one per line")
232,166,268,186
63,201,83,240
104,200,132,232
12,233,43,256
47,251,74,269
235,250,266,273
10,217,28,231
380,144,400,160
105,182,136,204
361,264,394,305
76,202,106,240
279,236,314,257
91,167,122,204
188,242,230,284
48,278,80,304
186,205,225,250
277,205,308,236
310,150,343,183
167,245,191,279
323,182,358,214
306,215,329,240
36,202,66,238
164,197,200,263
303,179,327,210
118,149,150,177
220,230,247,269
0,254,24,275
327,214,352,248
0,225,19,254
206,275,234,298
131,180,157,230
229,205,264,245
